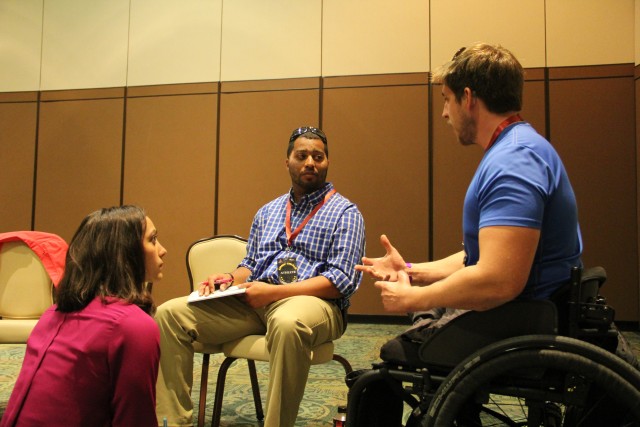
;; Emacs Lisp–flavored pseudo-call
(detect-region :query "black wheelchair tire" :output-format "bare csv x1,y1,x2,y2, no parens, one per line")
422,335,640,426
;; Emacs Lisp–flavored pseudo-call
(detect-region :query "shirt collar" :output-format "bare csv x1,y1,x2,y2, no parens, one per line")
288,182,334,207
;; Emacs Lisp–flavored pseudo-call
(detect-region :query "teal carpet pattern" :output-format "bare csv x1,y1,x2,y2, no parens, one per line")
187,322,405,426
0,322,406,426
1,324,639,426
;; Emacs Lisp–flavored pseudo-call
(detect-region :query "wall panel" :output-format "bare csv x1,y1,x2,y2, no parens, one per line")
40,0,129,90
522,69,547,137
636,0,640,66
323,74,429,315
35,90,124,241
430,0,546,68
220,0,321,82
0,0,43,92
546,0,634,67
0,93,38,231
128,0,223,86
124,84,218,304
217,79,320,236
322,0,429,76
549,66,637,321
637,68,640,321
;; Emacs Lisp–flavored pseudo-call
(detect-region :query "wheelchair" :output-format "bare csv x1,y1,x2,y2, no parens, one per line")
345,267,640,426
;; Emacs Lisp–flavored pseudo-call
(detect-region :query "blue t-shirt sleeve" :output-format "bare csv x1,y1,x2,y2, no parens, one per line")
478,146,553,229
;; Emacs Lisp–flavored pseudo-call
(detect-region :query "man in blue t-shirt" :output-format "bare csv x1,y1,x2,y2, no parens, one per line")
354,42,638,427
358,42,581,336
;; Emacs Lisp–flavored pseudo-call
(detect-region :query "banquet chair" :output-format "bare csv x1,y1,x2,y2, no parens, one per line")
0,241,55,343
186,235,353,427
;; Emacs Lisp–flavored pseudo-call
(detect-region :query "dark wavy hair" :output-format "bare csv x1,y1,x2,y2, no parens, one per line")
55,205,155,315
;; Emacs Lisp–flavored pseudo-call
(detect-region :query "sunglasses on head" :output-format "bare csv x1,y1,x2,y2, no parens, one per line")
452,46,466,61
289,127,327,144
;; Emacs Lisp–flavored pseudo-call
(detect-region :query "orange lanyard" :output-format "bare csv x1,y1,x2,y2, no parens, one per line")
285,189,337,247
485,114,523,151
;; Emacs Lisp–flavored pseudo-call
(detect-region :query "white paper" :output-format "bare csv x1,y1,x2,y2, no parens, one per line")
187,285,246,303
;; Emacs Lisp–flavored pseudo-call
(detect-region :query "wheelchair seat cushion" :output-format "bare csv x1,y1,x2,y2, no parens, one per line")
380,331,431,368
380,300,558,370
380,308,469,368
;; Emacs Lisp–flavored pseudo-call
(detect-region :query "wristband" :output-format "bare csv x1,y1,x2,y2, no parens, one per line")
406,262,412,268
406,263,413,283
226,272,235,285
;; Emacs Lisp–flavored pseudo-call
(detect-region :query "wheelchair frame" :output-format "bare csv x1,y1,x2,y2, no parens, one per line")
345,267,640,426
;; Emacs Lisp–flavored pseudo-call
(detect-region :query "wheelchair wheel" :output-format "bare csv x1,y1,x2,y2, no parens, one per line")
422,335,640,426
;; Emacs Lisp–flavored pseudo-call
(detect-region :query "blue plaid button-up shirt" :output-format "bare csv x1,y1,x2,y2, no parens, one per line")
239,182,365,310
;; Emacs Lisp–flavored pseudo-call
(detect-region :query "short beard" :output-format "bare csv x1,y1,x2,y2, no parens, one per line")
291,172,327,195
457,113,476,146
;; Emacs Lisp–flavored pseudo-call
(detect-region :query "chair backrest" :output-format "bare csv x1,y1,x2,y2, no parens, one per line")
419,299,558,370
186,235,248,291
0,241,54,319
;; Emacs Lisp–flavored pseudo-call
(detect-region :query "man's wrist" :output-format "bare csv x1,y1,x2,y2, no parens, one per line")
226,272,235,284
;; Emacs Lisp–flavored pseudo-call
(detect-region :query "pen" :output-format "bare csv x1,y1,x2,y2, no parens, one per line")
199,278,234,286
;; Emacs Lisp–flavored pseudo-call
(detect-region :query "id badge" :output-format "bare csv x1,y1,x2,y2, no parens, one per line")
278,257,298,283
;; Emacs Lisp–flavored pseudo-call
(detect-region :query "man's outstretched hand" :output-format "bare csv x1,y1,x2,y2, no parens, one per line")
355,234,406,281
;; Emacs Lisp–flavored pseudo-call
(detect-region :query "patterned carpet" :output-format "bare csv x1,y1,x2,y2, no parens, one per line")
1,323,639,426
186,321,405,426
0,321,406,426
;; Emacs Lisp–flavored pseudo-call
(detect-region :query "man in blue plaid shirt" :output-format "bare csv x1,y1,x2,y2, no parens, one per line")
156,127,366,427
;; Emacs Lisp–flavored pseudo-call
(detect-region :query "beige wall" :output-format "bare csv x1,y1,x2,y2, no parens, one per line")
128,1,222,86
549,65,637,322
0,0,635,91
123,84,219,304
0,94,38,231
1,0,639,322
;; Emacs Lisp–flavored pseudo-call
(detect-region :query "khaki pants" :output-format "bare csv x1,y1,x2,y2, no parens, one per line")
155,294,344,427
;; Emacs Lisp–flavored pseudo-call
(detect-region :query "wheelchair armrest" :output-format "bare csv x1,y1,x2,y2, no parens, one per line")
580,266,607,289
577,266,607,302
418,299,558,370
559,266,616,340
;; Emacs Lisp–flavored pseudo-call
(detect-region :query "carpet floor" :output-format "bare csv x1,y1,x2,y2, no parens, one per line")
1,323,639,426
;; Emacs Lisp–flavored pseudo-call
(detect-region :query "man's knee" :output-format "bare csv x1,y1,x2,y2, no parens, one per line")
266,298,322,343
265,296,340,348
267,310,307,338
155,297,191,334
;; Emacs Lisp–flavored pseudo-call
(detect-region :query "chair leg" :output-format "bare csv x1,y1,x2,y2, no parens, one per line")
247,360,265,421
333,354,353,375
198,353,210,427
211,357,236,427
208,354,349,426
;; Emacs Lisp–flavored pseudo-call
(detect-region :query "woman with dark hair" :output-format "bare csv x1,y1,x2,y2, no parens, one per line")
1,205,167,427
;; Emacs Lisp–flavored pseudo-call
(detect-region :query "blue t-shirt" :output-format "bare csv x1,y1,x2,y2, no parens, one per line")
463,122,582,299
